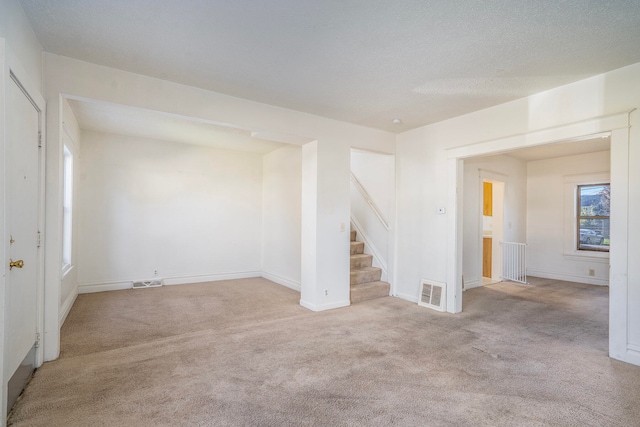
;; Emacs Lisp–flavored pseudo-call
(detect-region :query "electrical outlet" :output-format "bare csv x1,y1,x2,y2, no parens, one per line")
154,270,158,276
589,269,595,276
324,289,329,296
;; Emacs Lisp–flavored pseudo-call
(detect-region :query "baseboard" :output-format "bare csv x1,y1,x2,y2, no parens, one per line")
300,299,350,312
79,271,262,294
611,344,640,367
79,281,132,294
527,269,609,286
261,271,301,292
163,271,261,286
59,284,79,326
464,279,481,290
395,292,419,304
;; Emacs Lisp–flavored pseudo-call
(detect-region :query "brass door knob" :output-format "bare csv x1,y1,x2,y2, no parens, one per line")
9,259,24,270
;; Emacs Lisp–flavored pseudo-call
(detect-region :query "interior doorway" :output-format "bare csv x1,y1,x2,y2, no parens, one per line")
447,113,634,366
481,178,504,285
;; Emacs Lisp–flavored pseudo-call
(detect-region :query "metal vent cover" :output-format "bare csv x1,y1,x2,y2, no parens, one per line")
418,279,446,312
132,279,163,289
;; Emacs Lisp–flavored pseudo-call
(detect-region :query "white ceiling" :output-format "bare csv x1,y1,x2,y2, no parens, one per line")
67,98,288,154
503,136,610,162
19,0,640,133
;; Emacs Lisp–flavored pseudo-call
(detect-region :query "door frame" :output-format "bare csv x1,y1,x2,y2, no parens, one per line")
1,40,47,420
478,170,507,285
446,111,634,364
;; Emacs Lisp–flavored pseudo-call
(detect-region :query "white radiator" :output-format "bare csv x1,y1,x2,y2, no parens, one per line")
501,242,528,284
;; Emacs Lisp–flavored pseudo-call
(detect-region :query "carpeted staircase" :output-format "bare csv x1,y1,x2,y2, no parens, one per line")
350,229,390,303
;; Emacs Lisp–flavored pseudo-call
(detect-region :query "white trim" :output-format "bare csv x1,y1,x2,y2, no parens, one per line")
609,126,631,364
526,269,609,286
562,254,609,263
446,112,632,366
158,271,261,286
478,169,508,287
627,343,640,354
394,292,419,304
79,271,262,293
621,346,640,366
261,271,301,292
61,263,74,279
79,281,132,294
447,157,464,313
299,299,350,312
350,172,389,230
464,279,481,290
446,112,631,159
59,284,78,326
563,172,611,259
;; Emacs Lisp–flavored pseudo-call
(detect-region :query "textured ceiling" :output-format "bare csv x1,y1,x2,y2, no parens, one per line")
19,0,640,132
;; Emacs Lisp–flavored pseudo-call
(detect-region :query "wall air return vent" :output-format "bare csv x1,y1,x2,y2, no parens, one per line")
132,279,163,289
418,279,446,312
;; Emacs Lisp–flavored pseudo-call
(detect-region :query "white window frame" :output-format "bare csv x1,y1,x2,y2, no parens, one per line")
576,183,610,253
563,172,610,262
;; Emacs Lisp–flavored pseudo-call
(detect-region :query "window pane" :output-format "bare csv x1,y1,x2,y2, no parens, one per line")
579,185,610,217
578,218,610,251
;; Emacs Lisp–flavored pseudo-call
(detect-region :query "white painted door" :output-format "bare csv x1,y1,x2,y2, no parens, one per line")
5,75,41,389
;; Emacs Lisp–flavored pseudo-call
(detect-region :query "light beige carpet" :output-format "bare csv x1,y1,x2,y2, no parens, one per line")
9,277,640,426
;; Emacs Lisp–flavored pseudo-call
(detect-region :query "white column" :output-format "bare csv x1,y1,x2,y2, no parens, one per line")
300,139,351,311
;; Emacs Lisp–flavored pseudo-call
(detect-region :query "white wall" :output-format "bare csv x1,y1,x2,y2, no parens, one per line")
300,139,352,311
262,145,302,290
0,1,43,423
351,150,394,222
77,131,263,289
59,98,81,323
463,155,527,289
527,150,610,285
42,53,394,358
43,53,395,360
396,61,640,365
350,149,394,278
0,0,42,89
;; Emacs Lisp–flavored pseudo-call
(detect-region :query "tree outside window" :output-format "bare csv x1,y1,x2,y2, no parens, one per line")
577,184,610,252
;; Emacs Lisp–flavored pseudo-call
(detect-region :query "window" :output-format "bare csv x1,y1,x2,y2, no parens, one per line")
62,145,73,271
577,184,610,252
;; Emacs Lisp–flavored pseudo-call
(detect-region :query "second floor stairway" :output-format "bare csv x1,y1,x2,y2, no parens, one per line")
350,229,390,304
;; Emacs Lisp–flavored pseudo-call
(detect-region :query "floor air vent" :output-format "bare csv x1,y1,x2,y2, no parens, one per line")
132,279,163,289
418,279,446,312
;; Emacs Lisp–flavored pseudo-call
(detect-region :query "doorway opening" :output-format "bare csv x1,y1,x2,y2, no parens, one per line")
481,178,504,286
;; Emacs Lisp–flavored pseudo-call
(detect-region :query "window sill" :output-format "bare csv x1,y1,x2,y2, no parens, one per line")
563,251,609,263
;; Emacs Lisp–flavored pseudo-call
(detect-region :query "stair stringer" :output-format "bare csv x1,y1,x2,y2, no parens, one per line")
350,217,388,282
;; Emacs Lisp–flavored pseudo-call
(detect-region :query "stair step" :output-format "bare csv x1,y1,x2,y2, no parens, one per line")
350,229,357,242
350,253,373,268
350,241,364,255
350,266,382,285
351,281,390,304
